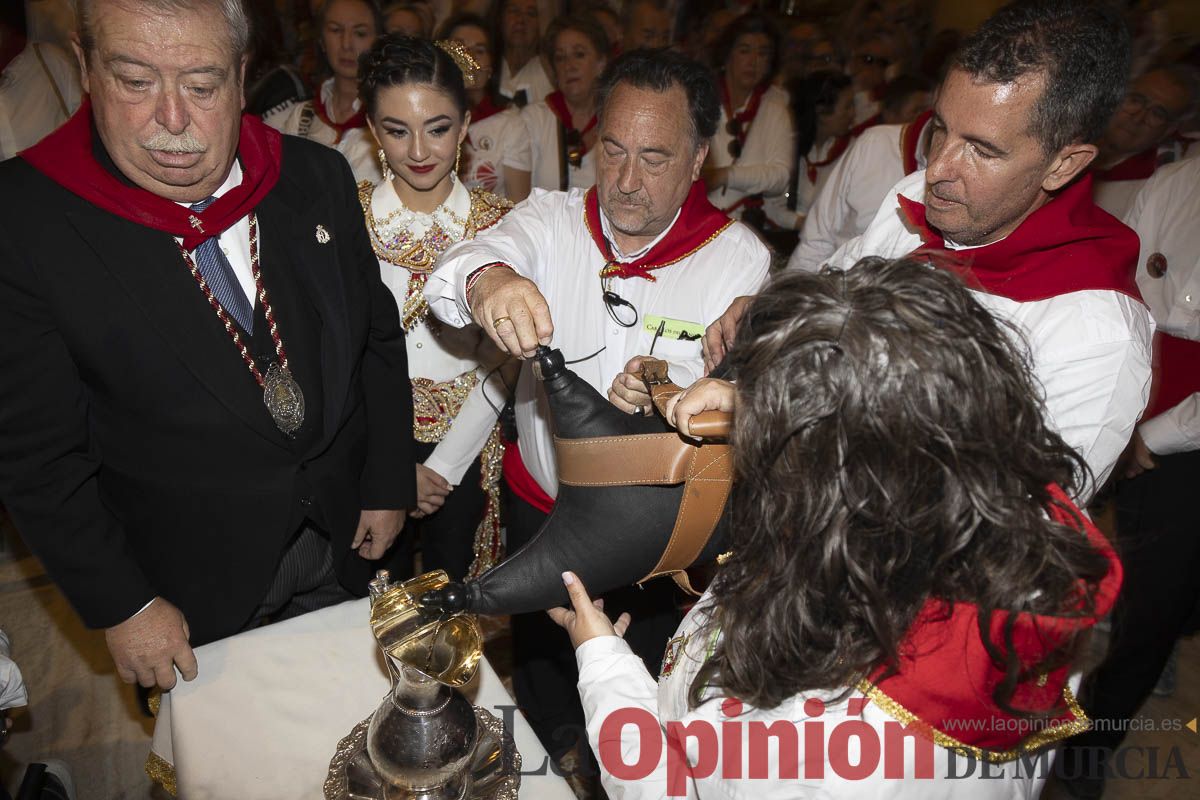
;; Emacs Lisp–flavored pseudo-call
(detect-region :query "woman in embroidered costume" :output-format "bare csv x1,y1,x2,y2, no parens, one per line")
764,70,856,231
439,13,532,202
515,15,608,194
358,34,513,580
702,13,794,224
550,259,1122,798
264,0,383,184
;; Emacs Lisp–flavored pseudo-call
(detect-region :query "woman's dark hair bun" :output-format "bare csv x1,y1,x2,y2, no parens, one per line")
359,33,470,117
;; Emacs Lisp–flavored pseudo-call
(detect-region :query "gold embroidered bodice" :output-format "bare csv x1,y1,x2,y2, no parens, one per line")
358,181,513,331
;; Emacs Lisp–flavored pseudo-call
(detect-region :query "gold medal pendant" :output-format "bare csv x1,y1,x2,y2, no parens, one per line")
264,362,305,437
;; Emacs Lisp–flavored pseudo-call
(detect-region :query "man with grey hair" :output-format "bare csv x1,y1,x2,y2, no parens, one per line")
1092,64,1200,220
0,0,416,691
425,47,768,767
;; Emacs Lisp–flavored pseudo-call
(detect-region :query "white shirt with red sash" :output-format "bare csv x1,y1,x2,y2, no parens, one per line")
576,484,1119,799
425,184,770,497
708,85,794,219
462,100,527,200
1092,137,1192,222
763,134,854,230
788,111,931,273
516,98,597,193
1124,157,1200,454
263,78,381,185
827,170,1154,500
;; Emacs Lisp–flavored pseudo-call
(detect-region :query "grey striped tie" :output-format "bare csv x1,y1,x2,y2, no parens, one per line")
189,197,254,333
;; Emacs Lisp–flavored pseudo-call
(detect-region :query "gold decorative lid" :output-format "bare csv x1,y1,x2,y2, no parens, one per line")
369,570,482,687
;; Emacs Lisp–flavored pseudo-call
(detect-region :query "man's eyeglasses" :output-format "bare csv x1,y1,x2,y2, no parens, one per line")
1123,92,1175,127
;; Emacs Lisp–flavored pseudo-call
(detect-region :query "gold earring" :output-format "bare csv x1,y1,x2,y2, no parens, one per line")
455,142,462,175
378,148,393,182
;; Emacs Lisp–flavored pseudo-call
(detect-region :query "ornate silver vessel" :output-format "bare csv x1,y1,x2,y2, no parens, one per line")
324,570,520,800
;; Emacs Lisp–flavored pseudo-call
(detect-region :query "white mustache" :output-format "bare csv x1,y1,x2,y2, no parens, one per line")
142,130,207,154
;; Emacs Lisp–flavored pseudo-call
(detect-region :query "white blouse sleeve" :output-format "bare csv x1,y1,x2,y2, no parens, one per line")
422,367,506,485
1140,394,1200,455
725,95,794,198
577,636,679,799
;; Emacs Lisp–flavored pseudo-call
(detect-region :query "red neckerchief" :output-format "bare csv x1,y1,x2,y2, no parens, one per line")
1093,146,1158,182
545,91,597,152
22,99,282,251
805,134,852,184
849,112,882,138
465,94,508,149
897,174,1143,304
471,94,506,126
864,484,1121,756
311,87,367,144
720,78,769,152
584,180,732,281
900,109,933,175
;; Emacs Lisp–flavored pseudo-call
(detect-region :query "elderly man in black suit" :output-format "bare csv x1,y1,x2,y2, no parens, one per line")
0,0,415,692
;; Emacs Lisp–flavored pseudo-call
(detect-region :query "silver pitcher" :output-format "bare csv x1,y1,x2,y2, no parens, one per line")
365,570,485,800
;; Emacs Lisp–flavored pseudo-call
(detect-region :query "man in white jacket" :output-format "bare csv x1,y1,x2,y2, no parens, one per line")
706,0,1154,502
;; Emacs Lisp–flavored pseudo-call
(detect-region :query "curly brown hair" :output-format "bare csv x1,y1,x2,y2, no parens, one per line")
691,258,1109,714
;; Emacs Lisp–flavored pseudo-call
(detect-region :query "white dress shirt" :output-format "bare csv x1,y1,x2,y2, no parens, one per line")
763,136,847,230
371,177,505,484
463,106,528,200
425,188,770,495
577,590,1052,799
708,85,794,218
1091,138,1192,222
0,42,82,160
497,56,554,107
788,121,927,273
173,160,255,305
516,100,596,193
828,171,1155,500
852,87,881,126
263,78,381,184
1124,158,1200,455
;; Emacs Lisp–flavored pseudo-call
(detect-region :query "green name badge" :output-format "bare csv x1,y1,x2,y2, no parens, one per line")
643,315,705,342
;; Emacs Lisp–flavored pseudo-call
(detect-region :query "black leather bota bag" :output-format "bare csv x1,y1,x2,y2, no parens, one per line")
423,347,732,616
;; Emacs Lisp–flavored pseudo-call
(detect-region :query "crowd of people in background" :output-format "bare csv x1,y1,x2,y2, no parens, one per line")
5,0,1199,256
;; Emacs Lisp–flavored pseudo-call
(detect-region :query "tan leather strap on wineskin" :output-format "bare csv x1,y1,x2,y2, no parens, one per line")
556,434,695,486
639,442,732,594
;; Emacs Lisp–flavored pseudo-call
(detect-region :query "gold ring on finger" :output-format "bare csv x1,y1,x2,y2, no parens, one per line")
493,316,512,329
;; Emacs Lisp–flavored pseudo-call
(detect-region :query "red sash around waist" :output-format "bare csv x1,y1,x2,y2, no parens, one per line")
1144,332,1200,421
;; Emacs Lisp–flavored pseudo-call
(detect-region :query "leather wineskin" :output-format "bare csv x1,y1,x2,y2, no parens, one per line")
425,347,730,616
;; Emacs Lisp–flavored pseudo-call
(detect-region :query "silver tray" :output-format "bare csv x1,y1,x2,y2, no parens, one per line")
324,706,521,800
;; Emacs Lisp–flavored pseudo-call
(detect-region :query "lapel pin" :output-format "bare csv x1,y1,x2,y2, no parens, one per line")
315,224,331,244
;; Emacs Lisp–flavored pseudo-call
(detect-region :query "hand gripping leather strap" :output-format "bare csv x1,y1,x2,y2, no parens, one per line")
641,359,732,440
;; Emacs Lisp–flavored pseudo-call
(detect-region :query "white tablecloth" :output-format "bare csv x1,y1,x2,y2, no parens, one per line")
150,598,574,800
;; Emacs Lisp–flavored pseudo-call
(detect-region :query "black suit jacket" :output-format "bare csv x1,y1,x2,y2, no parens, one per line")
0,136,416,645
